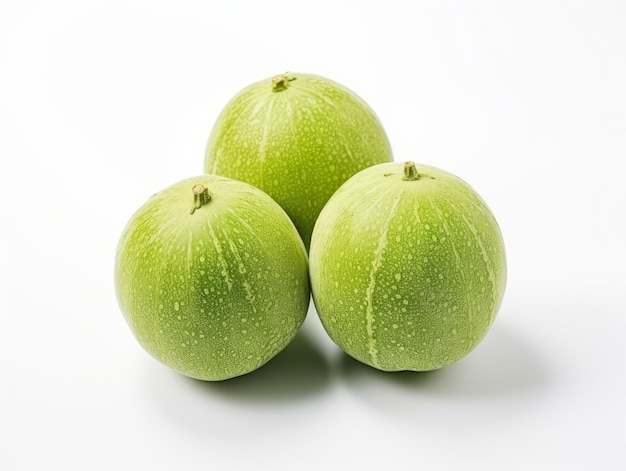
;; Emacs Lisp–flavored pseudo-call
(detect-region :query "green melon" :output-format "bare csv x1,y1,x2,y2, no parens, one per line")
309,161,506,371
205,72,393,249
115,175,309,381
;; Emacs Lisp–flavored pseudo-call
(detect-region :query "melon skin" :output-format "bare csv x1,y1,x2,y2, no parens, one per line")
309,162,507,372
115,175,310,381
205,72,393,250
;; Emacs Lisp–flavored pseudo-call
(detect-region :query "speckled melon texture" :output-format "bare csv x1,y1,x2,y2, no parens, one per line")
309,162,507,371
205,72,393,250
115,175,310,381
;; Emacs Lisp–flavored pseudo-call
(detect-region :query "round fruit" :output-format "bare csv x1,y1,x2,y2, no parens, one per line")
205,72,393,250
115,175,310,381
309,161,506,371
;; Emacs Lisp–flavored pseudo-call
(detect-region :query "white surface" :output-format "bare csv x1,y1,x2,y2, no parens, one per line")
1,1,625,470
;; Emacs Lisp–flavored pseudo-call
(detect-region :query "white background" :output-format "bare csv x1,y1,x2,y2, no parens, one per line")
1,1,625,470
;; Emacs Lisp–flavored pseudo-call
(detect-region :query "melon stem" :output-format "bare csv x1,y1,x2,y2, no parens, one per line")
271,73,295,92
190,184,211,214
403,161,420,181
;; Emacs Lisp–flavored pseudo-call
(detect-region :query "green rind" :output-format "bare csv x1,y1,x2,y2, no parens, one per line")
309,162,506,371
115,175,310,381
205,73,393,250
